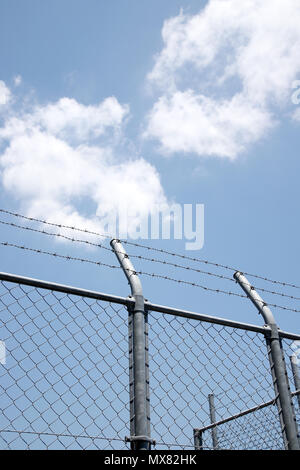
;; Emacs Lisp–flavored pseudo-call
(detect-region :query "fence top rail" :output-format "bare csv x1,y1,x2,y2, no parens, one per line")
0,271,299,341
145,302,300,340
0,271,129,306
145,301,270,335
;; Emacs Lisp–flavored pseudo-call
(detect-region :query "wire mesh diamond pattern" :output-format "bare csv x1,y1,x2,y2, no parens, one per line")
0,280,130,449
1,277,299,450
147,309,282,449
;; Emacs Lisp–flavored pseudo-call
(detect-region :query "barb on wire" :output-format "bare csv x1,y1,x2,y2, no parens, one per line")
0,208,299,291
0,218,300,303
1,240,300,313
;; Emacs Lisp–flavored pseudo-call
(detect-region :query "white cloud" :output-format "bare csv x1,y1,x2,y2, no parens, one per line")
145,90,273,159
0,84,168,237
35,97,129,142
0,81,11,106
145,0,300,158
0,96,128,143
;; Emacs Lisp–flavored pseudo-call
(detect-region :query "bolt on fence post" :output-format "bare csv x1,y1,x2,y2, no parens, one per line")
290,355,300,408
234,271,300,450
110,239,152,450
208,394,219,450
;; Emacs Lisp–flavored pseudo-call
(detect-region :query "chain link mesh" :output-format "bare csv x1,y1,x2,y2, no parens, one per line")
0,277,299,450
147,309,291,450
196,338,300,450
0,280,130,449
200,403,285,450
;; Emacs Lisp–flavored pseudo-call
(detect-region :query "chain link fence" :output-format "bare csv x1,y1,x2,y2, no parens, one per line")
197,390,300,450
0,273,299,450
0,278,130,449
199,401,285,450
148,309,275,449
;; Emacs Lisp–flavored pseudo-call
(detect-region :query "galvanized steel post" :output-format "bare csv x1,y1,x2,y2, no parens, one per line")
234,271,300,450
110,239,151,450
208,394,218,449
193,429,203,450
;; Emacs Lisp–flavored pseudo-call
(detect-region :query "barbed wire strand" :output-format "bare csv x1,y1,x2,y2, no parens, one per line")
0,429,205,449
1,218,299,302
0,428,126,443
0,208,299,290
1,240,300,313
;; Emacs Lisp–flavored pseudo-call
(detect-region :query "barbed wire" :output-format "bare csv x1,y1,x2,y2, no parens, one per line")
0,218,112,251
0,217,300,303
0,430,123,443
124,241,300,291
0,208,299,290
0,428,126,443
1,240,300,313
0,241,120,270
0,429,204,449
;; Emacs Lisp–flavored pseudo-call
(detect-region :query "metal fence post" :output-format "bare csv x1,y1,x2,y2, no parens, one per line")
193,429,203,450
290,355,300,408
110,239,152,450
234,271,300,450
208,394,219,449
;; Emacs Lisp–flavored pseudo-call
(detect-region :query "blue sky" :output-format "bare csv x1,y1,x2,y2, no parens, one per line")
0,0,300,335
